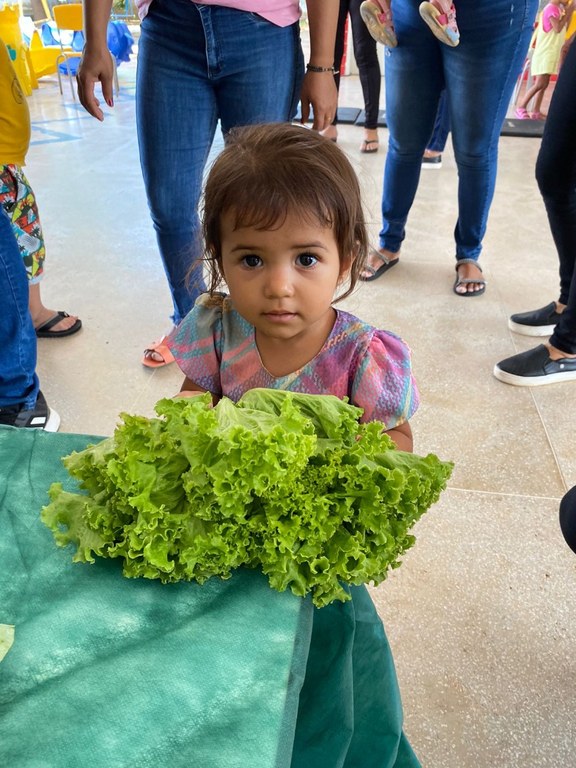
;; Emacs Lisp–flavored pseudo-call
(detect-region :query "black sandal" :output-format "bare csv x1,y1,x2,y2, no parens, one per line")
35,311,82,338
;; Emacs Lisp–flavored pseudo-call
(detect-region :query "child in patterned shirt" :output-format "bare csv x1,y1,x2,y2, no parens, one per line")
167,122,419,452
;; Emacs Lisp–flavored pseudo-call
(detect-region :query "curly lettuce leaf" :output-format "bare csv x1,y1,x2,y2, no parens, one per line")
41,391,453,607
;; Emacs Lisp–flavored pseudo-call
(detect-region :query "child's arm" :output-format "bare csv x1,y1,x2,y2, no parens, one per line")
550,7,568,33
385,421,413,453
175,377,222,407
175,377,208,398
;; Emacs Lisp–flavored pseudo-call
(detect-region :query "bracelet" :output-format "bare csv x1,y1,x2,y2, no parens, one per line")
306,64,338,74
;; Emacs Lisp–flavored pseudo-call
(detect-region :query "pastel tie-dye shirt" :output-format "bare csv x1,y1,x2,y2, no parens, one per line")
167,294,419,427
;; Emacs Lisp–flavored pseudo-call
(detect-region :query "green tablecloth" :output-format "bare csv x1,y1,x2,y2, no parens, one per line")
0,428,420,768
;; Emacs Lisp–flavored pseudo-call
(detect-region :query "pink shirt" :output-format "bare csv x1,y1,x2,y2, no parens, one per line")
541,3,562,33
136,0,301,26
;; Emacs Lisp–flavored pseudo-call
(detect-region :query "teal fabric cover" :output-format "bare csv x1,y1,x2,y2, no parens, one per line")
0,428,420,767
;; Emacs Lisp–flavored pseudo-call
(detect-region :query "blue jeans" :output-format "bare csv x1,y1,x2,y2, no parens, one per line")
427,90,450,154
380,0,537,260
137,0,304,324
0,207,39,409
536,39,576,356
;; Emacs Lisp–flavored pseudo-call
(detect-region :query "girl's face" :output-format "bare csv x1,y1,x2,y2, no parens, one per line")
220,209,350,358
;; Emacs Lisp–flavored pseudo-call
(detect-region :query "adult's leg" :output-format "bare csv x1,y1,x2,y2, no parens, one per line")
0,207,39,410
213,8,304,137
349,0,381,131
378,0,444,254
443,0,537,266
137,0,218,325
536,39,576,356
427,90,450,153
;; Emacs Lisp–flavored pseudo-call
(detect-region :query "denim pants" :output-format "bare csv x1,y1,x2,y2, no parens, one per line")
536,39,576,356
427,90,450,154
333,0,381,130
0,207,39,409
137,0,304,325
380,0,538,260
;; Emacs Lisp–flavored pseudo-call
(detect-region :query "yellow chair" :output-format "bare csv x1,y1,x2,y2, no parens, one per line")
52,2,118,100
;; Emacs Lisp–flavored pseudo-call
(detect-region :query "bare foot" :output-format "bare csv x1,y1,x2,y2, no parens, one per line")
454,261,485,295
320,125,338,142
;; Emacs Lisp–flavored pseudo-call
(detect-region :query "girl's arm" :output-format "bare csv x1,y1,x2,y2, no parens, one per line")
385,421,413,453
175,377,208,397
175,377,222,407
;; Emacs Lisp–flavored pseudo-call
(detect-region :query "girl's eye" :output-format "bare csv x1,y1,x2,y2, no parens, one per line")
296,253,318,268
242,254,262,268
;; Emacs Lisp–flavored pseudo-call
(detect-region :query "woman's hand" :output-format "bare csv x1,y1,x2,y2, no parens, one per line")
77,46,115,121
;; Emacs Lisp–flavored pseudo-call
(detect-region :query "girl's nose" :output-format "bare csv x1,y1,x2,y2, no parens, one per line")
264,266,294,297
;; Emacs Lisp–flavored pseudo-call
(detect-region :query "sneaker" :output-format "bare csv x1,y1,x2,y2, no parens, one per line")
0,390,60,431
493,344,576,386
419,0,460,46
508,302,564,336
360,0,398,47
422,153,442,169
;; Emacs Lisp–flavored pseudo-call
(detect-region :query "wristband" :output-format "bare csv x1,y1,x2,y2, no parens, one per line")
306,64,339,74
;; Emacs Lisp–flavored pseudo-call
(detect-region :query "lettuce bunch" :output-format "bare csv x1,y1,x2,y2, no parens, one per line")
42,390,453,607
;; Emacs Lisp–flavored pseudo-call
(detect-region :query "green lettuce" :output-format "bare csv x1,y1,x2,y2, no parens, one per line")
42,390,453,607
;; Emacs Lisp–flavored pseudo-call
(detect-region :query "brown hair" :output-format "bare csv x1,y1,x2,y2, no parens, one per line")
200,122,369,302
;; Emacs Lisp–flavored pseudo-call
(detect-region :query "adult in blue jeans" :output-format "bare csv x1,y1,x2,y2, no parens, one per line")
360,0,538,294
0,208,59,431
78,0,339,366
494,35,576,386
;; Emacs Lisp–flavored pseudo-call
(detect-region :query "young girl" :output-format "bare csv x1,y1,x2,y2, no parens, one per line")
167,122,417,452
360,0,460,48
166,122,421,764
515,0,572,120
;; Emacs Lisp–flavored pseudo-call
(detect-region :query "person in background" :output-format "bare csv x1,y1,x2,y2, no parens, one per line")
77,0,339,368
494,35,576,386
360,0,459,47
360,0,538,291
515,0,572,120
560,485,576,554
0,42,81,339
0,207,60,431
422,90,450,169
321,0,382,154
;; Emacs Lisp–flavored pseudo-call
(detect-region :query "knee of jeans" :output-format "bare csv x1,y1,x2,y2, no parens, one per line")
452,149,491,171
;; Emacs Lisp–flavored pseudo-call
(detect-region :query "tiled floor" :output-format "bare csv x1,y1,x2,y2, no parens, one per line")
25,39,576,768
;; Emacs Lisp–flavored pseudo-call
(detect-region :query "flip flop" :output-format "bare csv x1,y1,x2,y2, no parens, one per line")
142,336,176,368
360,139,379,154
360,249,400,282
35,311,82,338
453,259,486,297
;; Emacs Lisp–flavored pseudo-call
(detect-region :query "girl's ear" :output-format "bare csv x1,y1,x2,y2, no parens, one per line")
338,250,355,282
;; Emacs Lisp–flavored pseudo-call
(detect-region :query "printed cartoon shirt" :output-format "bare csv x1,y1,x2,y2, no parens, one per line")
167,294,419,428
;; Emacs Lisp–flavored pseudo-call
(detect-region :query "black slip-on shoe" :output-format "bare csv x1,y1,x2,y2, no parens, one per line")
508,302,563,337
493,344,576,386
